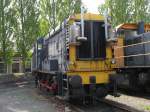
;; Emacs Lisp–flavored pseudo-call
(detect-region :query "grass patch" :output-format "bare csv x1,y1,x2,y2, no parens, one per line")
144,105,150,111
14,73,25,77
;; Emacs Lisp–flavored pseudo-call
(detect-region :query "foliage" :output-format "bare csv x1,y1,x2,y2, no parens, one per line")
39,0,81,35
39,18,49,37
132,0,150,23
98,0,150,27
0,0,82,73
0,0,16,72
13,0,40,71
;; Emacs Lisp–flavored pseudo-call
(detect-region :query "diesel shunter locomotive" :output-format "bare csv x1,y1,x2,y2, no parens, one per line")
32,13,117,100
113,22,150,91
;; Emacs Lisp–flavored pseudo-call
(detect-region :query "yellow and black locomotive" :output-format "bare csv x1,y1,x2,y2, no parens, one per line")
32,13,117,99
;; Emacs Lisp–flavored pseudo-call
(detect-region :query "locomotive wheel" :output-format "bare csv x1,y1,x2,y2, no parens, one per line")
145,87,150,93
96,87,108,98
138,72,148,85
129,72,138,89
145,84,150,93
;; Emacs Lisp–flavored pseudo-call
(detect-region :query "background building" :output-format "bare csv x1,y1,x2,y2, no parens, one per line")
0,56,23,74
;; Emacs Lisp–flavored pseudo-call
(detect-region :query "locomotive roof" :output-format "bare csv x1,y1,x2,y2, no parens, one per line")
44,13,105,41
69,13,104,21
116,23,150,31
45,27,62,41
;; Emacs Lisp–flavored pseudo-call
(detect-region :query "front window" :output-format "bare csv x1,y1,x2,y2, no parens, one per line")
76,21,106,60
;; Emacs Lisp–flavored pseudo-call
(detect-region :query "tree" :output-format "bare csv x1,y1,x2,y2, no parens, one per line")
132,0,150,23
0,0,82,73
99,0,150,27
14,0,40,72
39,0,81,35
0,0,16,73
57,0,81,24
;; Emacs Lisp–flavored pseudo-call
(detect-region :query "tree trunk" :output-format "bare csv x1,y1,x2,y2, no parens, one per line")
20,0,26,73
22,56,26,73
1,0,7,73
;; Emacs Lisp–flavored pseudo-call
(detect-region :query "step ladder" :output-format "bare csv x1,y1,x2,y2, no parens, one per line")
62,74,69,95
57,73,69,97
63,23,70,71
62,73,70,100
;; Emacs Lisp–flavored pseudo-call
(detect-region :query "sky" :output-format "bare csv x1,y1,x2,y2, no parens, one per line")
82,0,105,14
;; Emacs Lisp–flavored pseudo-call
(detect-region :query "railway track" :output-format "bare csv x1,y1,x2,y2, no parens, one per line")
35,86,146,112
64,97,145,112
97,98,143,112
42,94,145,112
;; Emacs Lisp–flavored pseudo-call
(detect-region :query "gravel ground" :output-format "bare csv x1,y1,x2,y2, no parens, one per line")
0,81,128,112
0,81,81,112
0,83,57,112
0,73,34,84
0,74,150,112
106,94,150,112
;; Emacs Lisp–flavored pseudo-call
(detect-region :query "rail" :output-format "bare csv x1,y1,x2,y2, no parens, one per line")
97,98,143,112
